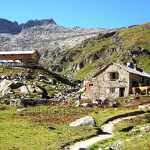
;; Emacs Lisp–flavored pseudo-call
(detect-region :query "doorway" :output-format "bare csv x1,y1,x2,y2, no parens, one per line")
119,87,125,97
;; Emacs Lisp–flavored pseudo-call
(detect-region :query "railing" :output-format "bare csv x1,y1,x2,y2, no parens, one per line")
132,86,150,95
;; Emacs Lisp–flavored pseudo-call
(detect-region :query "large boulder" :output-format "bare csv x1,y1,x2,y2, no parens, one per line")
0,79,47,98
34,86,43,94
19,86,29,95
18,84,47,98
9,82,23,89
69,116,96,127
10,99,21,107
27,85,35,93
0,79,13,96
19,84,45,94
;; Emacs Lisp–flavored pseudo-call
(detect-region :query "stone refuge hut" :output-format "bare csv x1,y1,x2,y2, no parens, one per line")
85,63,150,99
0,50,40,65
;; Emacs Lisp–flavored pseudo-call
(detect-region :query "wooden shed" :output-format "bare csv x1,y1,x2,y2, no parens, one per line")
0,50,40,64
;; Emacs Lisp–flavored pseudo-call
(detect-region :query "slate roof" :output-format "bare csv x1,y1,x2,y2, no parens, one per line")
93,63,150,78
116,64,150,78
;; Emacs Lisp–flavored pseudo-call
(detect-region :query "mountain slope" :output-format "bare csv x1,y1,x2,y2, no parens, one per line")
0,19,149,80
0,18,110,71
58,23,150,79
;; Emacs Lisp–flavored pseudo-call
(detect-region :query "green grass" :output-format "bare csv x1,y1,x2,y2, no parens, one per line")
114,113,150,132
89,112,150,150
120,133,150,150
74,63,96,80
0,107,56,150
0,105,97,150
0,66,27,75
135,56,150,72
91,107,137,126
115,113,150,150
0,104,138,150
119,23,150,50
74,52,122,80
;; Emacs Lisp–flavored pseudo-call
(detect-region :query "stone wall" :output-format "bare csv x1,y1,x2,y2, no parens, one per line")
91,64,130,99
84,80,94,99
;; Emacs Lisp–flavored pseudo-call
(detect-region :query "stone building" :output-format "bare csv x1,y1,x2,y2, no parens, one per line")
85,63,150,99
0,50,40,65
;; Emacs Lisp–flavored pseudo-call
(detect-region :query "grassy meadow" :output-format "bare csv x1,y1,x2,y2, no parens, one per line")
0,103,138,150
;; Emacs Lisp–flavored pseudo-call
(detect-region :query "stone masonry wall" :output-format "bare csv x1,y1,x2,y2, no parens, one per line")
91,64,130,99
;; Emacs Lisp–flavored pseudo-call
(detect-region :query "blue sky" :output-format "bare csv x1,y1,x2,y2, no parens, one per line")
0,0,150,28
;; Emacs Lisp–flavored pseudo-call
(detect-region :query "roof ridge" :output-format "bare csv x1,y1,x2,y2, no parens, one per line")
0,50,37,54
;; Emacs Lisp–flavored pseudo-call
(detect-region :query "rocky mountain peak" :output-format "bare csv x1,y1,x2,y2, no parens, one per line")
0,18,57,34
0,18,21,34
20,19,57,29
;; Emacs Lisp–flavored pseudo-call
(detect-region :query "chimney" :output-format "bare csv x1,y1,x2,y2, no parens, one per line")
127,62,134,69
133,64,137,70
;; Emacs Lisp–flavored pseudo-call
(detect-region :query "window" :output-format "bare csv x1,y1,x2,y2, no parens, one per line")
110,87,115,93
147,80,150,85
132,81,139,87
110,72,119,80
140,77,144,83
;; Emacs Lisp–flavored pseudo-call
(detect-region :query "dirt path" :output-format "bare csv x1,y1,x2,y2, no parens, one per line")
69,134,112,150
69,113,143,150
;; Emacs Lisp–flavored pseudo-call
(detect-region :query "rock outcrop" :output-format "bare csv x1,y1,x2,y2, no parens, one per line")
0,79,13,96
0,18,21,34
0,79,48,98
0,18,56,34
20,19,56,29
